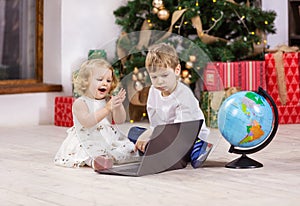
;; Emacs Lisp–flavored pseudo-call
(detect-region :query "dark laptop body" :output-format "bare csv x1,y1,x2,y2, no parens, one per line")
97,119,203,177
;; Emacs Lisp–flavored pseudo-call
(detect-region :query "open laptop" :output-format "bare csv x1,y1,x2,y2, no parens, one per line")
97,119,203,176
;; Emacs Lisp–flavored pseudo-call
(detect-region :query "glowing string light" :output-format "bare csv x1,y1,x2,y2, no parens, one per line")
204,11,224,34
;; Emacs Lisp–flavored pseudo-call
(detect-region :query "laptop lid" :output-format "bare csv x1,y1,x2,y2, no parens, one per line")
137,119,203,176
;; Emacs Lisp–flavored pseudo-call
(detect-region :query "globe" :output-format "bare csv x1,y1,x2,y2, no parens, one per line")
217,87,278,168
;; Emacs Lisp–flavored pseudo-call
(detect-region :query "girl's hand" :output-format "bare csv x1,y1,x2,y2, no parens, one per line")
115,88,126,103
105,88,126,112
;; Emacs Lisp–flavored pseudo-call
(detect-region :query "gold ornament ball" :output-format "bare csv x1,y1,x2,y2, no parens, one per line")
189,55,197,62
134,81,144,91
157,9,170,21
152,7,159,14
181,70,189,78
137,72,144,81
152,0,164,9
133,67,139,74
185,61,193,69
183,77,191,85
132,74,137,81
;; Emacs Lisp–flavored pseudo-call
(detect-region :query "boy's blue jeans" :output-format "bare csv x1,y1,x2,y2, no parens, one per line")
127,126,147,144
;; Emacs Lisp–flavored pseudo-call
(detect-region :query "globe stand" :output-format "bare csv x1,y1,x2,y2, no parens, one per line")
225,154,263,169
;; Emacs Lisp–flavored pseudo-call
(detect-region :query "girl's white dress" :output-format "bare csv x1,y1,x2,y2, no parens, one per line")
54,96,139,168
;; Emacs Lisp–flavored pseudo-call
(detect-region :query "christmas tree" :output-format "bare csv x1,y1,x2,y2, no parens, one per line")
110,0,276,122
113,0,276,77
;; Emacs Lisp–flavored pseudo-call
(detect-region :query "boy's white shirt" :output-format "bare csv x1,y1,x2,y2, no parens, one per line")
147,81,210,141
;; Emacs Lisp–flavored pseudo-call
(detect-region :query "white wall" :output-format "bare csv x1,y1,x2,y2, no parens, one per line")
0,0,288,126
43,0,62,85
60,0,126,95
0,0,126,126
262,0,289,48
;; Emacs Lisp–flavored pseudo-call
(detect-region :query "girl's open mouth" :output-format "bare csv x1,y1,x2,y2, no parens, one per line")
98,88,106,92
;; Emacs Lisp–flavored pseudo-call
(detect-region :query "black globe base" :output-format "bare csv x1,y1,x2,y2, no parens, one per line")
225,154,263,169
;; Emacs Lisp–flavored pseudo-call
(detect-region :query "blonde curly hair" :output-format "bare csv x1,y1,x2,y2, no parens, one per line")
73,58,118,96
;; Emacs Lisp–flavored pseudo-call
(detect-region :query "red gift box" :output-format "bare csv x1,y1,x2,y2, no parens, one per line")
277,105,300,124
265,52,300,106
203,61,266,91
242,61,267,92
203,62,223,91
265,52,300,124
54,96,76,127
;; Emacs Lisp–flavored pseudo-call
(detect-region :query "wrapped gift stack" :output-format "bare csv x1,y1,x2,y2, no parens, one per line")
265,46,300,124
201,60,267,128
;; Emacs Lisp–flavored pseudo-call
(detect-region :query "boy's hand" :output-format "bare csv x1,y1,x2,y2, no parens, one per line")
134,129,152,152
135,138,149,153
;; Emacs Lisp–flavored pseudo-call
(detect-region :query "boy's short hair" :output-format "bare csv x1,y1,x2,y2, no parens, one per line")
74,58,118,96
145,43,179,73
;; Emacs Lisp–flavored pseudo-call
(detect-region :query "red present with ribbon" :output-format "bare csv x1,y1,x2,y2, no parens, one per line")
265,52,300,106
265,47,300,124
203,61,266,91
54,96,75,127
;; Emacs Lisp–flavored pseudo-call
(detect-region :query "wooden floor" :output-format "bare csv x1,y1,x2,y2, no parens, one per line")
0,123,299,206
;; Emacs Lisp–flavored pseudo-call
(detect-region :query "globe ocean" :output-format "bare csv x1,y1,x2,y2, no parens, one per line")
218,91,273,148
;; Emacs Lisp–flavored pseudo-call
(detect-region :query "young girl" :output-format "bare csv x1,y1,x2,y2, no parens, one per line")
54,59,139,170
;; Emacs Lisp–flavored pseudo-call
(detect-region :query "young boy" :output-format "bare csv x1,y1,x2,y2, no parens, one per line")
134,42,213,168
